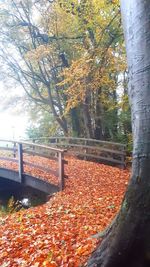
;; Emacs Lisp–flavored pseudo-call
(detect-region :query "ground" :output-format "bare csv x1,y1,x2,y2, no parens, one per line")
0,157,129,267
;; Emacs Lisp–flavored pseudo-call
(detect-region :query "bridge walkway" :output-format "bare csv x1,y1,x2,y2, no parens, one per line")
0,140,67,195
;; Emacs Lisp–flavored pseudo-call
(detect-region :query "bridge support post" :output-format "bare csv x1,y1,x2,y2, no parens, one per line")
18,143,24,182
58,152,64,191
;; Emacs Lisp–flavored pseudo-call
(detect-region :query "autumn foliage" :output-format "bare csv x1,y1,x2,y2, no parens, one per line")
0,157,129,267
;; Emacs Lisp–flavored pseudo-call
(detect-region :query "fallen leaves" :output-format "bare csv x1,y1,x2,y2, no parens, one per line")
0,156,129,266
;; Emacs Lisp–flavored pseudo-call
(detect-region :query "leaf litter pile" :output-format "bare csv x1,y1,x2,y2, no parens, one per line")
0,157,129,267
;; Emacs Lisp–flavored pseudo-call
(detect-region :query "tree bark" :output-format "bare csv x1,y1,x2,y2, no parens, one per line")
82,99,93,138
70,107,82,137
87,1,150,266
94,103,103,140
82,86,94,138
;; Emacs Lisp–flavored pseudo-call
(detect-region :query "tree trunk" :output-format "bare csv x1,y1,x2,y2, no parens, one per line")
94,91,104,140
82,100,93,138
94,116,103,140
70,107,81,137
82,91,94,138
87,1,150,266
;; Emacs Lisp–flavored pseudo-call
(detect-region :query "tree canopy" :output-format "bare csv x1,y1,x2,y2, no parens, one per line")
0,0,131,145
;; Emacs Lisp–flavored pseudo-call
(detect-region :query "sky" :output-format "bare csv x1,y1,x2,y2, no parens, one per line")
0,82,28,140
0,111,28,140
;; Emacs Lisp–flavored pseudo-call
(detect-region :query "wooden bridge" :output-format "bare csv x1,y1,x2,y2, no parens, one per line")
28,136,126,169
0,140,67,195
0,137,126,196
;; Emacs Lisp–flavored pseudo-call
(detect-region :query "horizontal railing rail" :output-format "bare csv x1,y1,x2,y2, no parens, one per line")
27,136,126,148
0,139,67,190
25,137,126,168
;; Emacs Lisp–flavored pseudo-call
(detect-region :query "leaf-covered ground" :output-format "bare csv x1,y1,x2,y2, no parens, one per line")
0,157,129,267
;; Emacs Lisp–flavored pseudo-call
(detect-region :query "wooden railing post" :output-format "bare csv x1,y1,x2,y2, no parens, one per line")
13,142,17,158
58,152,64,191
84,139,87,160
32,139,35,155
121,146,126,169
18,143,24,182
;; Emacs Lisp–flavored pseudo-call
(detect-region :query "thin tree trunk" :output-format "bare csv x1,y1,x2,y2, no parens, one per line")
82,99,93,138
82,85,94,138
70,107,81,137
87,1,150,266
47,85,68,135
94,100,103,140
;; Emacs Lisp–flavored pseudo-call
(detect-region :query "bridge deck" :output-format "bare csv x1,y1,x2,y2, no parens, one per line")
0,137,126,195
0,140,66,194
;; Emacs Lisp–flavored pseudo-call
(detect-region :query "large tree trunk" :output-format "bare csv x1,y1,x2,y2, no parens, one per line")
87,1,150,266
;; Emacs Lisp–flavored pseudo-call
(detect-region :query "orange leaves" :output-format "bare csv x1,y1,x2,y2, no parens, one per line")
43,262,58,267
0,157,129,266
76,244,92,256
0,155,59,186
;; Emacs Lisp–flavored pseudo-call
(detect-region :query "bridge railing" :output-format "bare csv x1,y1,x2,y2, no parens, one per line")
0,140,66,190
26,137,126,169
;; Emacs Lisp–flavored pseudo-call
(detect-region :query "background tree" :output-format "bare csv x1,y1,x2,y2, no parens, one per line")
59,0,127,139
0,0,70,134
25,104,60,139
0,0,131,144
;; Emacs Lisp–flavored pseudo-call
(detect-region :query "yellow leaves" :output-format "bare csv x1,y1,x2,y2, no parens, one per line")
58,56,93,112
58,44,126,113
49,1,81,39
59,58,90,88
111,0,120,5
